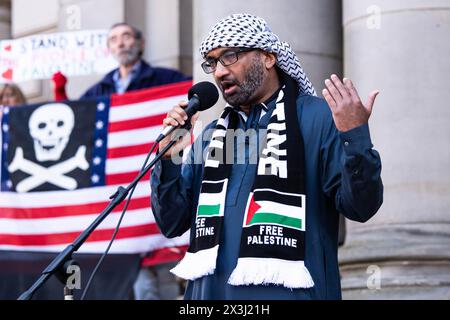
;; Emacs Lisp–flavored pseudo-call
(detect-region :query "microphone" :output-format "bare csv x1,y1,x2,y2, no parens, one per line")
155,81,219,143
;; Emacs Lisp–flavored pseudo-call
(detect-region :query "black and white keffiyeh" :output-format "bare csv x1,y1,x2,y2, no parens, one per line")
200,13,317,96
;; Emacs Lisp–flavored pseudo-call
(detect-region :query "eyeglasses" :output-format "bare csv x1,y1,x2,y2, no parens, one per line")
201,48,255,74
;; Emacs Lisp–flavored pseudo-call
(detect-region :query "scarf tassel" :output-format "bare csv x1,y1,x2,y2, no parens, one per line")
228,257,315,289
171,246,219,280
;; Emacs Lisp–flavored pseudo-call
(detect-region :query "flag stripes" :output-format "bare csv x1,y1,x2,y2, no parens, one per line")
0,195,150,219
0,81,192,255
247,212,302,229
107,142,155,159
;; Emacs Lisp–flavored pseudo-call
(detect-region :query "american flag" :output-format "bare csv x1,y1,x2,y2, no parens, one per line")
0,81,191,258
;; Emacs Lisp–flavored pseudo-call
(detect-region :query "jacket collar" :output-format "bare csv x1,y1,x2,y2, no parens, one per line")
99,60,154,87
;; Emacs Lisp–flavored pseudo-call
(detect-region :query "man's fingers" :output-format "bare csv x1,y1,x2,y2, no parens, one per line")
322,89,337,110
330,74,350,99
173,106,188,120
166,105,188,126
324,78,342,103
365,90,380,114
160,101,191,158
162,102,189,128
163,117,179,128
343,78,361,102
168,111,185,126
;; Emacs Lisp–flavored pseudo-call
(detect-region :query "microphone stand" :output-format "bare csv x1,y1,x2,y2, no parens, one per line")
17,125,189,300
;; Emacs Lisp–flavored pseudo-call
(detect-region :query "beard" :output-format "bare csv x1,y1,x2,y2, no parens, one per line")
219,56,265,107
113,42,142,66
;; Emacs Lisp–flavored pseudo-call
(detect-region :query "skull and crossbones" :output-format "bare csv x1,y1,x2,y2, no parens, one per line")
29,103,75,162
8,103,89,193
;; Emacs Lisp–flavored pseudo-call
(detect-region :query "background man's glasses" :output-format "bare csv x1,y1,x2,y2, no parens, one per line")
201,48,255,74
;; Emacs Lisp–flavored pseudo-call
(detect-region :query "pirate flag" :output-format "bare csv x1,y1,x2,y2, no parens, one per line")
0,81,192,299
2,100,102,192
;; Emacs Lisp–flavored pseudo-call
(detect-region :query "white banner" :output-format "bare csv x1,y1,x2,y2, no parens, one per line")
0,29,117,83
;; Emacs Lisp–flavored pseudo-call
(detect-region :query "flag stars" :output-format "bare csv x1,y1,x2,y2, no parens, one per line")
3,107,9,115
93,157,102,166
6,180,12,189
96,121,104,130
91,174,100,184
95,139,104,148
97,102,106,112
2,124,9,132
3,143,7,150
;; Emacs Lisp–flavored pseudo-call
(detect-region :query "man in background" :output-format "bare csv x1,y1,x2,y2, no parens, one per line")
81,22,189,99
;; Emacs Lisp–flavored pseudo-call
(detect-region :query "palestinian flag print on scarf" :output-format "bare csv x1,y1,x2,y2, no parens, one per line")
241,189,306,259
245,190,305,231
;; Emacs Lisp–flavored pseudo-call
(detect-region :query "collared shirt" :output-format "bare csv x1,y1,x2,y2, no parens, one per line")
151,93,383,300
112,60,142,94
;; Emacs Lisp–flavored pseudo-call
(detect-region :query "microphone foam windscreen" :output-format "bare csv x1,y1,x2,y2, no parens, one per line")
188,82,219,111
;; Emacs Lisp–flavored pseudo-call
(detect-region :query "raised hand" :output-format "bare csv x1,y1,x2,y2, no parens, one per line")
322,74,379,132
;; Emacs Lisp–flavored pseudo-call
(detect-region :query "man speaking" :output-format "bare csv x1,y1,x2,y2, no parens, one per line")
151,13,383,300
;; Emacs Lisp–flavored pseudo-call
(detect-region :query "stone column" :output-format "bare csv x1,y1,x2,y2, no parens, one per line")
179,0,193,76
127,0,192,76
340,0,450,299
142,0,180,70
192,0,342,125
0,0,11,39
